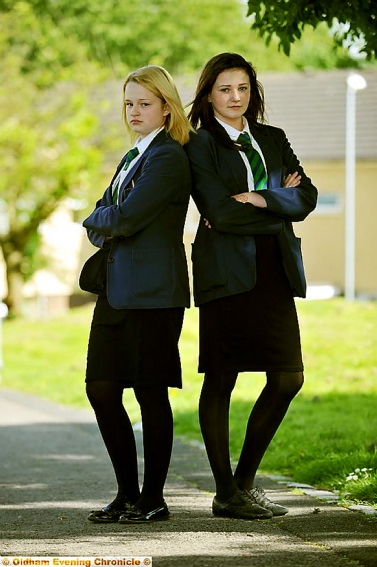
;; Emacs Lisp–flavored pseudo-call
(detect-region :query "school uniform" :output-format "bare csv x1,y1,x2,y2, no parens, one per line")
83,129,191,387
185,119,318,374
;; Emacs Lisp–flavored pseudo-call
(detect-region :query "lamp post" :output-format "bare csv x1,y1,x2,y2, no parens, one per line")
344,73,367,300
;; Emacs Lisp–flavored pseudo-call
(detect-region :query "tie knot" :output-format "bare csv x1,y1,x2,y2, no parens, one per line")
128,147,139,159
123,147,139,168
237,132,252,148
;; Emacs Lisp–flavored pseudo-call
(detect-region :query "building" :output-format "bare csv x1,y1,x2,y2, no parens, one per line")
258,69,377,298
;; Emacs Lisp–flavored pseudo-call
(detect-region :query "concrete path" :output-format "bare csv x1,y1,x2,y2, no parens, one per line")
0,388,376,566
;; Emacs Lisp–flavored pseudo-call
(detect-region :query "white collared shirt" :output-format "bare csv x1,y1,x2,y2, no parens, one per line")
114,126,165,191
215,117,267,191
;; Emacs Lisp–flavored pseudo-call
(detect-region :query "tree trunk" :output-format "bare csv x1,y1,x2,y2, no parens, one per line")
1,244,25,318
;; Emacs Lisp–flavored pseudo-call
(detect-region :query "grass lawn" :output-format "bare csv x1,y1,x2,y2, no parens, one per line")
2,297,377,507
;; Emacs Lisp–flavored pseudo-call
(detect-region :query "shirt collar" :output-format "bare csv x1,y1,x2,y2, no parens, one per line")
215,116,251,141
134,126,165,154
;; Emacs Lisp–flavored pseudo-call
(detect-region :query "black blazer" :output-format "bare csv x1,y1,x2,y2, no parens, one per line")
185,123,318,305
83,130,191,309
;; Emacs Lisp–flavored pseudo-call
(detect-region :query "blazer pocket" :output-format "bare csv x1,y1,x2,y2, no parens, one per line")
277,224,306,298
192,234,227,292
132,248,175,298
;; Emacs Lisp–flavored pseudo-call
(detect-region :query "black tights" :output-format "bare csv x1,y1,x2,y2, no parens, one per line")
86,380,173,510
198,370,304,500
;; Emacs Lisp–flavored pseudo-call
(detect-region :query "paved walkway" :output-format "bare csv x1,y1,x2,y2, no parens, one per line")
0,388,376,567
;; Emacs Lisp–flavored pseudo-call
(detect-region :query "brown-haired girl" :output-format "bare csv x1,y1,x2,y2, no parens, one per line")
186,52,317,520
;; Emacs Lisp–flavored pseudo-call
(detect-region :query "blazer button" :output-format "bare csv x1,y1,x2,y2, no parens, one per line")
108,257,114,263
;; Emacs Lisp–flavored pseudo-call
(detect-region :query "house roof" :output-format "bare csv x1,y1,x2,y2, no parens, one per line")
254,69,377,161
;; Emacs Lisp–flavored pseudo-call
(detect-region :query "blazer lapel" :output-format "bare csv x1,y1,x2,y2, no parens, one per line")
118,130,168,194
220,147,248,193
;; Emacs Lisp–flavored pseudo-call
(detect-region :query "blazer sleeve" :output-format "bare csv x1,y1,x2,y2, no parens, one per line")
84,188,114,248
259,127,318,222
186,130,283,236
83,142,190,237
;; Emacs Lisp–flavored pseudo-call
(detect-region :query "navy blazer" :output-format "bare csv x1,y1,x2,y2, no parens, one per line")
83,130,191,309
185,123,318,305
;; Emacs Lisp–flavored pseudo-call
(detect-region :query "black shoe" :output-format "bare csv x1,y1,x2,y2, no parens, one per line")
248,485,289,516
118,501,169,523
212,490,273,520
88,499,131,523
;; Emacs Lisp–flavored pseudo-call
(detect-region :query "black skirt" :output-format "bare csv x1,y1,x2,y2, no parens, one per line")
86,296,184,388
198,235,303,374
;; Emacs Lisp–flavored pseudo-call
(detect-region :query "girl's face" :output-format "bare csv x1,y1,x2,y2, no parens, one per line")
208,68,250,130
124,81,170,138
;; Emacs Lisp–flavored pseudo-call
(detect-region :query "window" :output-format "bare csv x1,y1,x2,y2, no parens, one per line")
313,193,342,214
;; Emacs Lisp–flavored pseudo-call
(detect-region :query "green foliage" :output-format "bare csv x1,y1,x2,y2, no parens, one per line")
283,24,363,70
0,64,102,264
1,0,369,79
0,1,93,87
341,468,377,502
0,0,256,76
247,0,376,59
2,298,377,506
0,2,107,314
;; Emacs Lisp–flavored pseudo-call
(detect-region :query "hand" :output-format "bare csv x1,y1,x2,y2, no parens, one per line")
231,192,249,204
231,192,267,208
284,171,301,188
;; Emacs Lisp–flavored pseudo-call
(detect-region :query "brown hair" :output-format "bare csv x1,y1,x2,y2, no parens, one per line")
188,53,266,148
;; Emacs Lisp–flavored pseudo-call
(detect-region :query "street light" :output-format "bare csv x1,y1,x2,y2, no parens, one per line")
344,73,367,300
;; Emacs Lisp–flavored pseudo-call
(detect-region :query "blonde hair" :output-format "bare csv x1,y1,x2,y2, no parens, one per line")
122,65,194,146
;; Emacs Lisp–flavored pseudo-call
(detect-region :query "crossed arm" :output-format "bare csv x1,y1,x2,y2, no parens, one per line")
203,172,301,228
231,171,301,207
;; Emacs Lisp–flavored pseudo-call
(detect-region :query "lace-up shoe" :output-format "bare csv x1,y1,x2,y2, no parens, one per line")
212,489,272,520
249,485,289,516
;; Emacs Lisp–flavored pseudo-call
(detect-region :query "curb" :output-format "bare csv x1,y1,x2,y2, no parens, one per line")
269,475,377,516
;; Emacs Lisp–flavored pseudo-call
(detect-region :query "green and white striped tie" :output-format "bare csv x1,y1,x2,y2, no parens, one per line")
238,132,267,191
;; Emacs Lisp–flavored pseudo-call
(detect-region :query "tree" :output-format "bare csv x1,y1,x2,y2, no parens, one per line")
2,0,366,77
247,0,376,59
0,0,260,76
0,5,103,316
0,78,102,316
